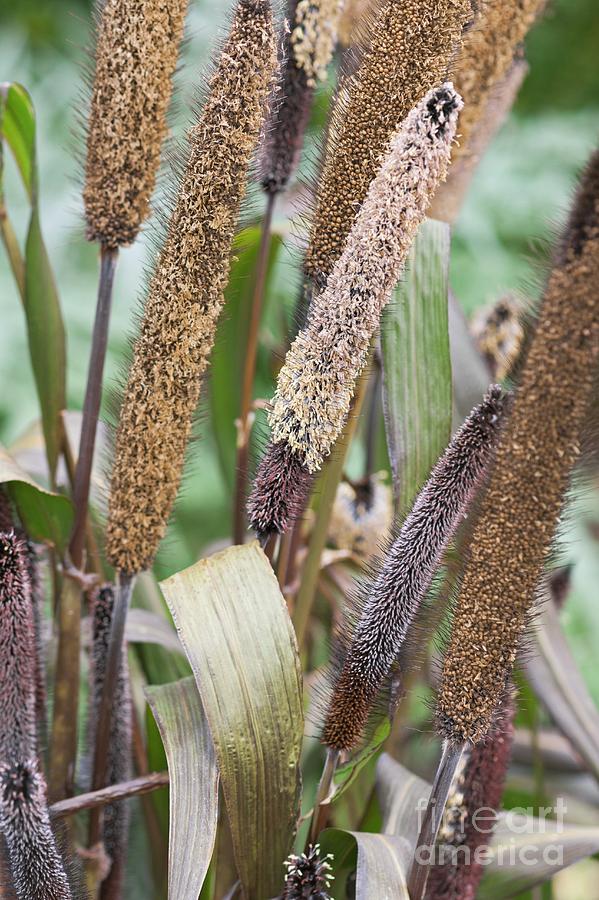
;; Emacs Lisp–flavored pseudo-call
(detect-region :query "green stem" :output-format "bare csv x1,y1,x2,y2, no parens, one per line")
0,204,25,299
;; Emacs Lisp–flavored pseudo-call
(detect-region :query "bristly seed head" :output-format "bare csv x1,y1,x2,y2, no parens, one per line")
83,0,189,247
281,843,334,899
247,440,314,540
105,0,277,575
291,0,343,87
0,759,72,899
305,0,472,282
268,83,462,475
322,386,509,753
436,147,599,745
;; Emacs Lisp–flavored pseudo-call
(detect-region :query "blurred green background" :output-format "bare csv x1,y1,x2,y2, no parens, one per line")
1,0,599,672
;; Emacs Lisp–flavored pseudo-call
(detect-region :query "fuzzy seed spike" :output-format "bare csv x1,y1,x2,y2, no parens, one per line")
322,386,509,753
83,0,189,247
0,760,72,899
281,843,333,899
0,531,37,766
304,0,473,282
87,586,132,899
436,147,599,745
291,0,343,87
269,84,462,476
426,692,516,900
247,440,314,540
105,0,277,575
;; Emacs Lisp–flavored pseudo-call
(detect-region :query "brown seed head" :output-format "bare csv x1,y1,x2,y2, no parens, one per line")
328,474,393,560
304,0,472,282
322,386,508,753
105,0,277,575
291,0,343,86
451,0,546,165
270,84,462,474
436,148,599,744
83,0,189,248
247,440,314,540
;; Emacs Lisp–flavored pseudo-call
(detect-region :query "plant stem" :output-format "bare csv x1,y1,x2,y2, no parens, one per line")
407,740,466,900
0,203,26,299
50,771,169,819
69,244,118,570
232,194,276,544
88,573,134,847
308,748,340,846
292,371,369,648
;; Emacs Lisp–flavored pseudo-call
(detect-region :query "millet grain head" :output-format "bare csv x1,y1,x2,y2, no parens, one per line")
436,148,599,745
450,0,546,165
0,532,38,766
328,473,393,560
105,0,277,575
322,386,509,753
247,439,314,540
88,586,132,899
426,691,516,900
83,0,189,247
282,844,333,900
0,760,72,900
304,0,473,283
291,0,343,86
270,84,462,475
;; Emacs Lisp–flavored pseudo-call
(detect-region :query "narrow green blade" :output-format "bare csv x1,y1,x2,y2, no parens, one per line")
160,542,304,899
381,218,452,515
320,828,410,900
145,677,219,900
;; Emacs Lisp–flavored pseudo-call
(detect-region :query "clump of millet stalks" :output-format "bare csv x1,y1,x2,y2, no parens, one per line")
248,84,462,540
105,0,277,576
0,532,71,898
449,0,545,166
471,294,526,380
426,691,516,900
0,760,72,900
83,0,189,248
436,146,599,746
281,844,333,899
304,0,473,283
322,386,508,754
328,474,392,560
87,585,132,899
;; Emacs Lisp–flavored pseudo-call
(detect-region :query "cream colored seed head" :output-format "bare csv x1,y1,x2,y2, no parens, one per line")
305,0,472,281
106,0,277,575
270,84,462,473
84,0,189,248
328,474,392,559
291,0,343,86
452,0,546,162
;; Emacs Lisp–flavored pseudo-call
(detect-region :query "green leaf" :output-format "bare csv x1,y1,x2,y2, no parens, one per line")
145,677,219,900
526,591,599,784
333,719,391,800
320,828,411,900
0,442,72,550
209,226,283,486
1,82,66,480
160,542,304,900
381,218,452,515
376,753,430,849
479,813,599,899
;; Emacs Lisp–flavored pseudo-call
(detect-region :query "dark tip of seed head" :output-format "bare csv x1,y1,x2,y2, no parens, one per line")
426,82,461,133
0,762,35,806
247,441,314,539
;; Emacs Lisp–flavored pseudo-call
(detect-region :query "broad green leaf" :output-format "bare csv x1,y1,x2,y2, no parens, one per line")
209,227,283,486
320,828,411,900
145,678,219,900
1,82,66,479
381,218,452,515
0,442,72,549
479,813,599,899
526,592,599,784
160,542,304,900
376,753,430,850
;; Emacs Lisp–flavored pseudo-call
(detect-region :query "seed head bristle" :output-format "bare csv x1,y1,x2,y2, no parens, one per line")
427,691,516,900
291,0,343,87
322,386,509,753
105,0,277,575
450,0,546,165
88,585,132,898
328,474,393,560
436,148,599,745
304,0,472,283
269,84,462,475
0,531,37,766
247,440,314,540
0,760,72,899
337,0,380,47
83,0,189,247
281,843,333,900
